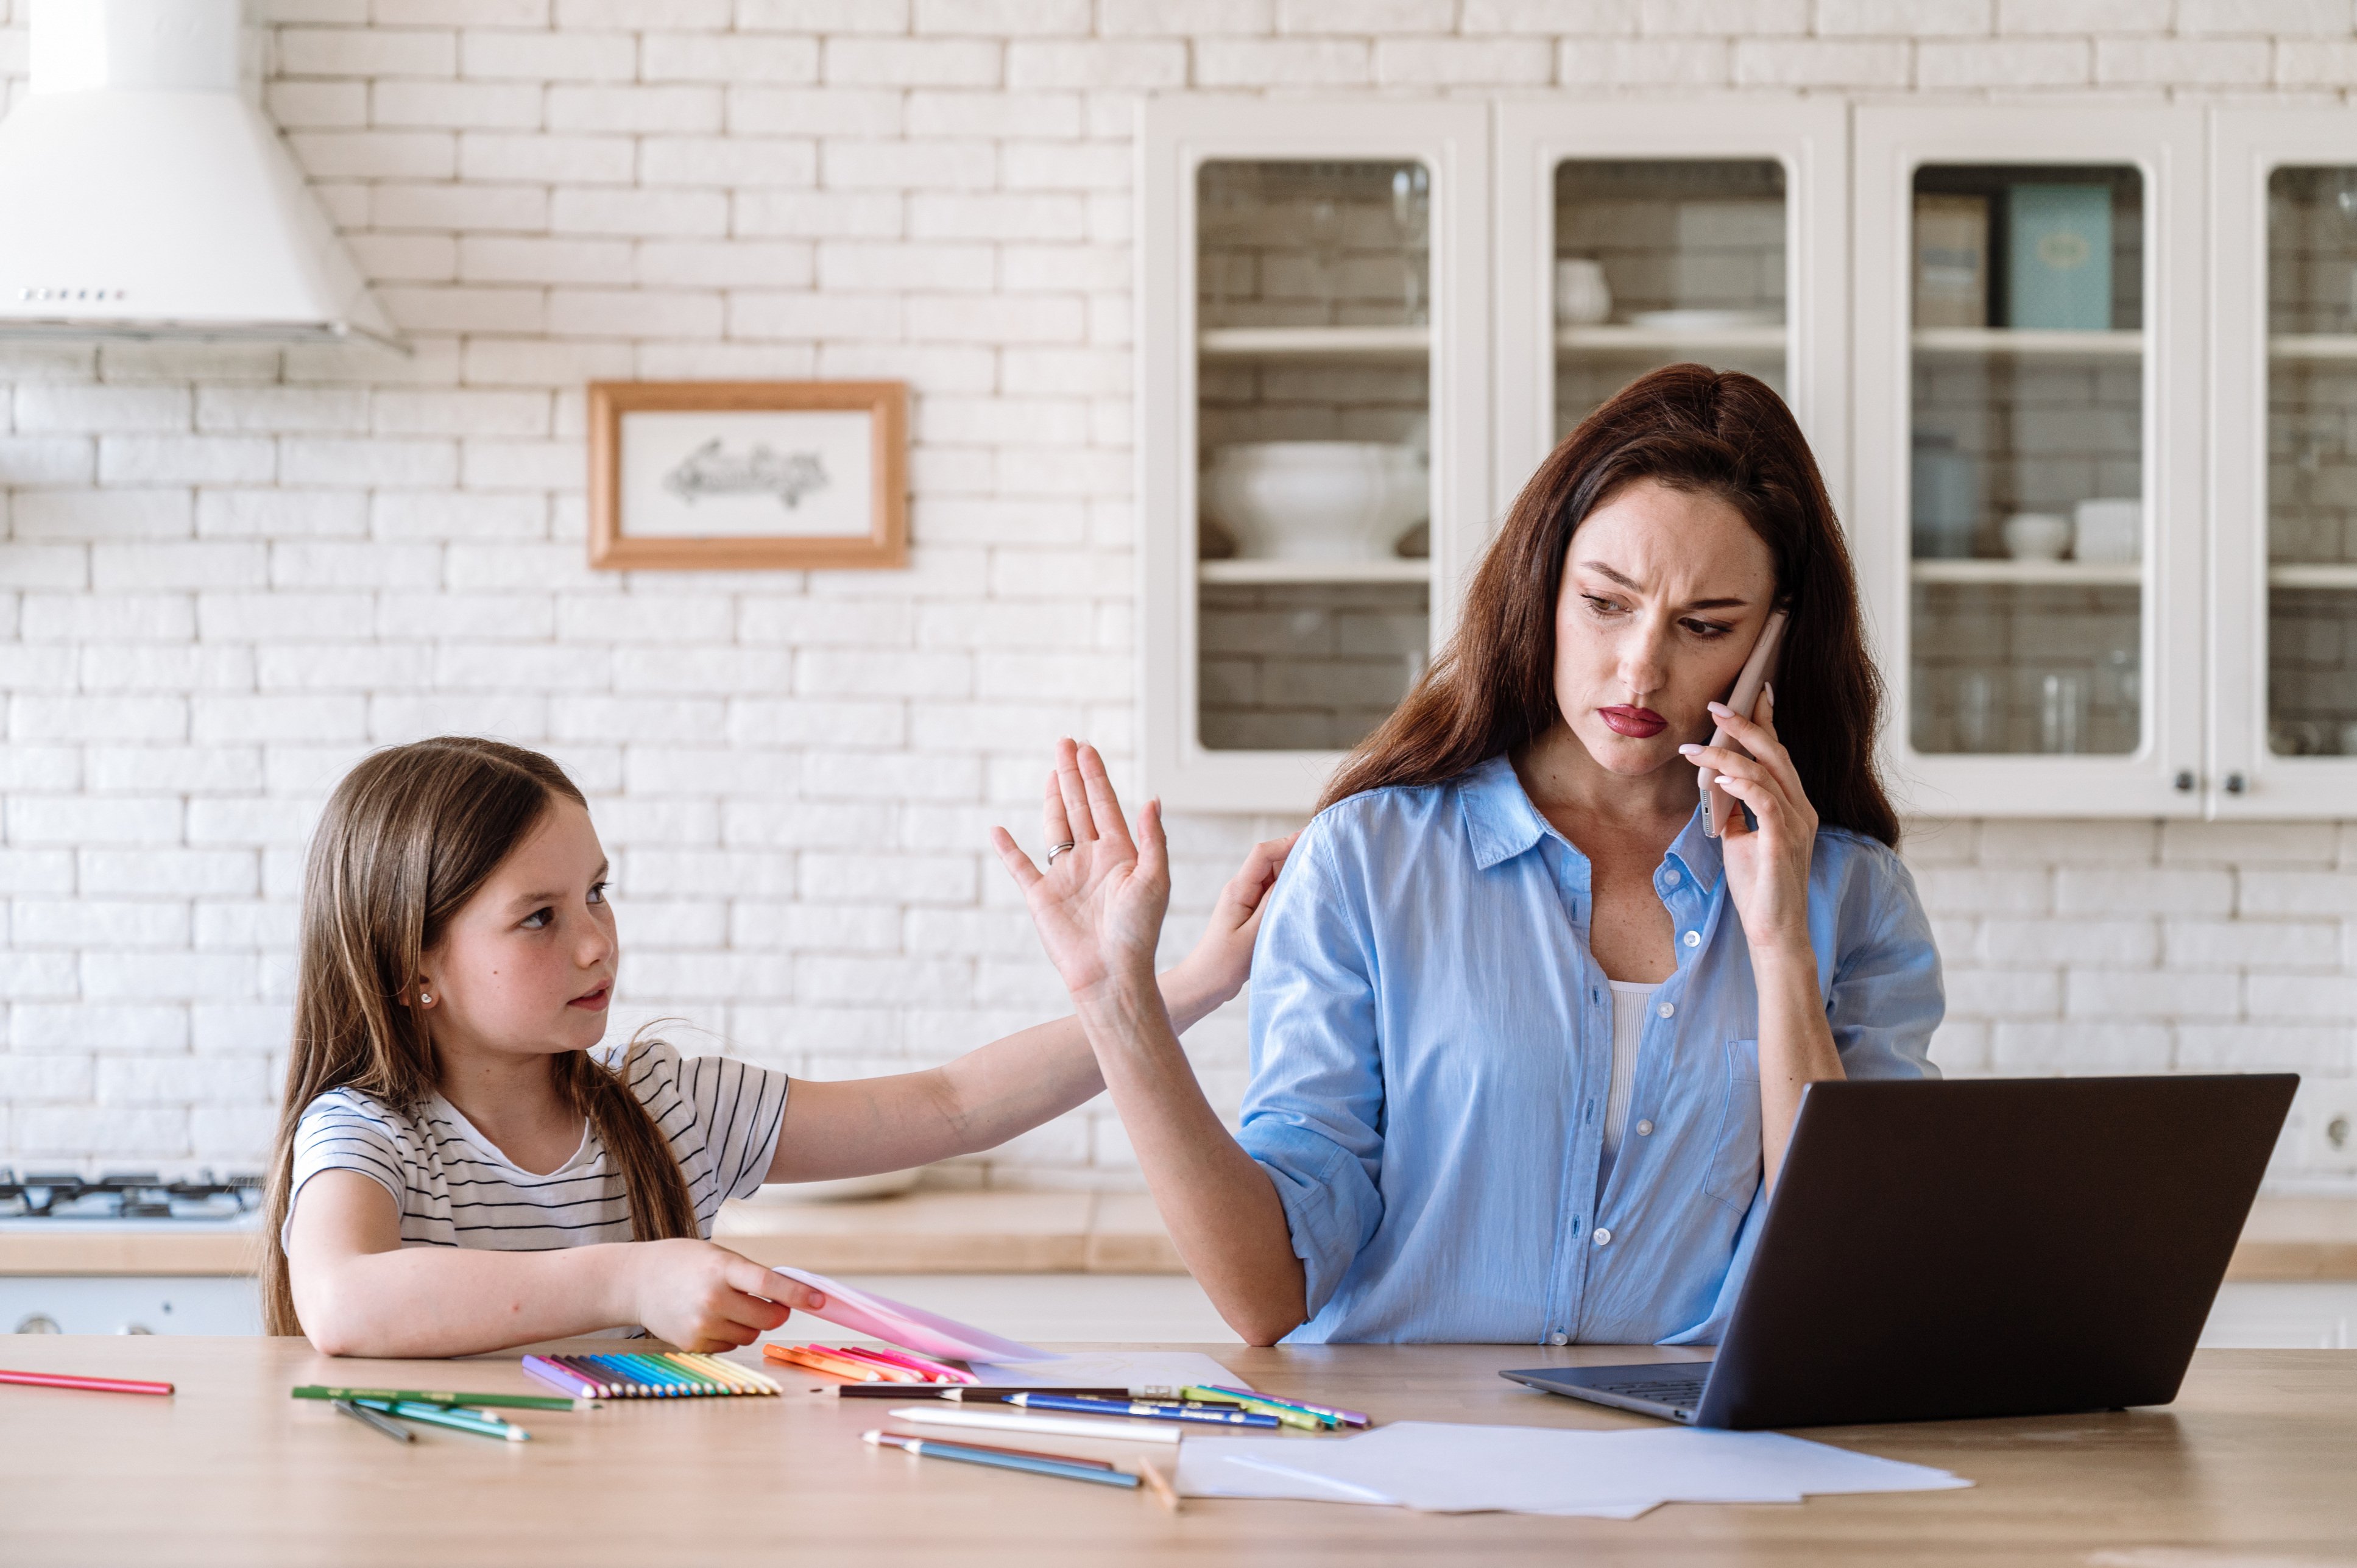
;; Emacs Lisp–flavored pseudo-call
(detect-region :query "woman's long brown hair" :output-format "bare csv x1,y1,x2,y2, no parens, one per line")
261,736,699,1337
1321,363,1899,846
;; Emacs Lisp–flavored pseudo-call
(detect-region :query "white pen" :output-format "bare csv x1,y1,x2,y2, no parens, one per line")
886,1405,1184,1445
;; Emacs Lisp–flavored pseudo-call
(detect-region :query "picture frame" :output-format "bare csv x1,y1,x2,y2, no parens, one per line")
587,380,908,571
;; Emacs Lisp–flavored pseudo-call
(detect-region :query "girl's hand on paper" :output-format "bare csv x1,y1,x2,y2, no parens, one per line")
629,1240,824,1354
1678,685,1817,955
991,739,1170,1005
1166,831,1299,1012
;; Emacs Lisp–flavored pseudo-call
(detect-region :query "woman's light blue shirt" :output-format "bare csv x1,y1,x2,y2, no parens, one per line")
1239,754,1942,1346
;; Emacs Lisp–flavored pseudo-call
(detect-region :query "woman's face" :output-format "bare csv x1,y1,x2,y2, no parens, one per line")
1552,476,1779,779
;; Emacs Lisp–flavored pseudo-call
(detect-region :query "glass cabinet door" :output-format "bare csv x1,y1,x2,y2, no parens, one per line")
2212,111,2357,815
1854,108,2203,816
1193,158,1434,755
1140,101,1488,812
1904,163,2146,761
1494,103,1848,560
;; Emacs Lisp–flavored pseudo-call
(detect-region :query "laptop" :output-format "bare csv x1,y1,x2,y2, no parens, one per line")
1502,1073,2297,1429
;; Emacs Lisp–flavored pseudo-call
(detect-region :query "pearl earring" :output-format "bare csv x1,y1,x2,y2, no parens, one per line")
419,992,433,1006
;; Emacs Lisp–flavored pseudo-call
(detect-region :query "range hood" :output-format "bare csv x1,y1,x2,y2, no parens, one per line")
0,0,398,347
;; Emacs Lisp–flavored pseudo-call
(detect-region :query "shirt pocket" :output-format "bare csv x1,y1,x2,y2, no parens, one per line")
1700,1038,1762,1215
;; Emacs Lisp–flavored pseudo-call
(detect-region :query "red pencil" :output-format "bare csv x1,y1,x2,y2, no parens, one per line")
1,1367,174,1397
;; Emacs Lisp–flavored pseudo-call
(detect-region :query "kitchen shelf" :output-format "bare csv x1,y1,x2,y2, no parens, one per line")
1912,327,2145,358
1198,557,1431,585
1554,323,1786,355
2267,563,2357,590
2269,334,2357,362
1197,325,1429,361
1910,559,2143,587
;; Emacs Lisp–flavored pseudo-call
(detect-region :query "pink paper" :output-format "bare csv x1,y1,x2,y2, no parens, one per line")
769,1265,1052,1365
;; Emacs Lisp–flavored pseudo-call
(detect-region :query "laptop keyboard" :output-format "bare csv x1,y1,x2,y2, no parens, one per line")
1591,1373,1708,1403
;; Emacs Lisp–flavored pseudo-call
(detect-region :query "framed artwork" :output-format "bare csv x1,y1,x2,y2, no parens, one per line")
587,380,908,570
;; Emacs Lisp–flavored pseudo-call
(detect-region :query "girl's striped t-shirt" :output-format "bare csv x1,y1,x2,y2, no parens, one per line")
284,1039,789,1253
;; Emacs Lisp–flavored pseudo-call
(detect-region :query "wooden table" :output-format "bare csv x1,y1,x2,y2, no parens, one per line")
2,1337,2351,1566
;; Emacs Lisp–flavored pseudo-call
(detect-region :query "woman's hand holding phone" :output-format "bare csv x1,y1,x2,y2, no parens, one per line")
1679,685,1819,954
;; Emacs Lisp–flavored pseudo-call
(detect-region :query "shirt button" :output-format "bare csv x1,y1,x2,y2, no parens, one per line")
1656,1001,1675,1019
1636,1120,1654,1137
1663,868,1682,888
1683,930,1700,948
1592,1227,1613,1246
1549,1331,1569,1346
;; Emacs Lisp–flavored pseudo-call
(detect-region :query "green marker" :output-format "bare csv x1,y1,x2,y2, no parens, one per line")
1182,1385,1332,1430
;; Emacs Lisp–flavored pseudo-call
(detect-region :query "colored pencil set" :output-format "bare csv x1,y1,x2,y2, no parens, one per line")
762,1342,975,1384
523,1351,780,1400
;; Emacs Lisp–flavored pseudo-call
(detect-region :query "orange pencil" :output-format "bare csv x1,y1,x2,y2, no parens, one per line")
765,1344,899,1382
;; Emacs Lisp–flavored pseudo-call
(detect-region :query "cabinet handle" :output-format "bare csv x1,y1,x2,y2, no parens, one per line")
2224,772,2248,795
2172,771,2196,793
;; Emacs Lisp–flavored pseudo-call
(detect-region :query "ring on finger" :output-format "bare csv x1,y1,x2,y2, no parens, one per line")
1046,841,1077,865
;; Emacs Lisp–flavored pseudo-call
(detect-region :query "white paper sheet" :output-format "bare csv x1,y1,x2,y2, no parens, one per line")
1182,1421,1970,1517
968,1351,1250,1394
1171,1437,1392,1505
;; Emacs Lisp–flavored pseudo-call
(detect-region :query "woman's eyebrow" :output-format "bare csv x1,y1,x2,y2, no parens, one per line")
1577,559,1753,611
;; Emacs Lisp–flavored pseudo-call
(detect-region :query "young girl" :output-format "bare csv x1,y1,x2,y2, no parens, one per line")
267,736,1291,1358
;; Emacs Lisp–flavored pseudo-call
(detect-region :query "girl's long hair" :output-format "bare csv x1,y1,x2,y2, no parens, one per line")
1320,363,1899,846
261,736,699,1337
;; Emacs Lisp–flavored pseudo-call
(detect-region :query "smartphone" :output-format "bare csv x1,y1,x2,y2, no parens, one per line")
1699,607,1789,839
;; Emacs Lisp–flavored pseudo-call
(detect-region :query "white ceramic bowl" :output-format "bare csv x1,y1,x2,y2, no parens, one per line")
2001,511,2074,562
1202,442,1429,562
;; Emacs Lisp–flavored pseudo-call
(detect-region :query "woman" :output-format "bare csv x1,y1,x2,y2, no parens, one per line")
995,365,1942,1348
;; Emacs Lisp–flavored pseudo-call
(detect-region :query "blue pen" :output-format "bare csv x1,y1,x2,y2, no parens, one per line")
1009,1393,1282,1429
865,1430,1140,1489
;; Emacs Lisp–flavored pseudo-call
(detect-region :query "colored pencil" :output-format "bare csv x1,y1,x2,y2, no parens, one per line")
886,1405,1183,1446
355,1397,529,1442
843,1345,976,1383
835,1384,1134,1402
1011,1393,1282,1429
672,1353,778,1394
333,1398,415,1444
1133,1457,1182,1513
764,1344,889,1382
1193,1384,1369,1428
815,1345,933,1382
1177,1385,1329,1430
864,1430,1140,1490
522,1355,605,1400
294,1384,590,1412
0,1367,174,1397
599,1352,694,1395
874,1429,1118,1469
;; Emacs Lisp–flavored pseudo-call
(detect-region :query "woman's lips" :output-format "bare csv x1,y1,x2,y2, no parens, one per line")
568,986,610,1011
1599,705,1668,738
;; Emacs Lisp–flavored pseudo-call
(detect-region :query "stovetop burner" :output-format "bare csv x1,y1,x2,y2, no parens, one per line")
0,1169,263,1222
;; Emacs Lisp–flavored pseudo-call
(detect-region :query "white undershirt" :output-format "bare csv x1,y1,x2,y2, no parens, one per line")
1603,980,1660,1165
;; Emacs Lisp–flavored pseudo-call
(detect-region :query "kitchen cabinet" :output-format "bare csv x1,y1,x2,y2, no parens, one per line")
1138,98,1489,813
1852,105,2207,818
1140,97,2349,819
2209,110,2357,816
1494,101,1850,531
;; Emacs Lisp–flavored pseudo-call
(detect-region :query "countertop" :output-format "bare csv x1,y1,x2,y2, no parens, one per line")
1,1335,2351,1567
4,1190,2353,1281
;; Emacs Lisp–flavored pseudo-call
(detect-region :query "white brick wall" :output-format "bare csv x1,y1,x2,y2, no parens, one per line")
2,4,2353,1192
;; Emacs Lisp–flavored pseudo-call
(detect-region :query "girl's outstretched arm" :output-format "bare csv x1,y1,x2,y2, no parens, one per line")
286,1170,824,1358
765,818,1295,1185
990,740,1307,1347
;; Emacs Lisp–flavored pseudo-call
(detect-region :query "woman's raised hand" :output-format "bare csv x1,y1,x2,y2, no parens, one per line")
991,739,1170,1003
1678,685,1818,953
1167,829,1298,1012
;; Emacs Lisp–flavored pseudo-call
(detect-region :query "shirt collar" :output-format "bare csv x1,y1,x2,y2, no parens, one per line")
1457,751,1725,892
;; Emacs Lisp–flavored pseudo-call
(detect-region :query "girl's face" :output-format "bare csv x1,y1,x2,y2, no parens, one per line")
1552,477,1778,780
416,799,618,1063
